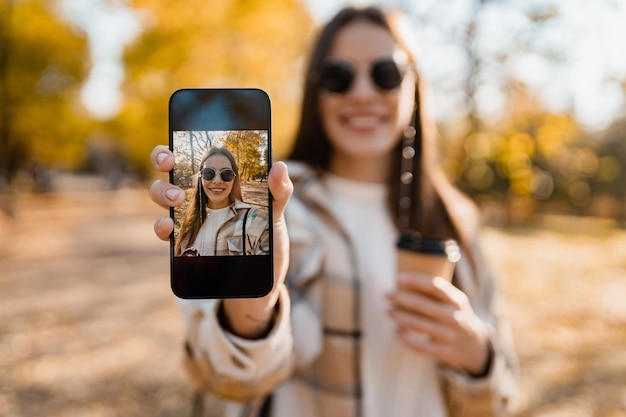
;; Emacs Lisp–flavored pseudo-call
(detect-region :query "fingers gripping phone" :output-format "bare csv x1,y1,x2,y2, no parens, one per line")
169,89,273,299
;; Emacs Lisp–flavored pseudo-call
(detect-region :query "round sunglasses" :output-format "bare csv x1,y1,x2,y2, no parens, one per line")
317,58,408,93
201,167,236,182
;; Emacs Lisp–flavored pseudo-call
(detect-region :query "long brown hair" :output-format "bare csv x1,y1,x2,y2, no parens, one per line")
288,6,480,278
175,147,243,255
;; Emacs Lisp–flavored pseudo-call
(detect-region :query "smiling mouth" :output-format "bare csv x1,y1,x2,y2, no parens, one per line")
209,188,226,195
342,114,387,130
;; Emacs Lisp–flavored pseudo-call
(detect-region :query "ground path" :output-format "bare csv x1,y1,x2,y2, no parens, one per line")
1,188,625,416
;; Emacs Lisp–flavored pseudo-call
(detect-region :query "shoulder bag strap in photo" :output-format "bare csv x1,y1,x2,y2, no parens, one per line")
241,207,251,256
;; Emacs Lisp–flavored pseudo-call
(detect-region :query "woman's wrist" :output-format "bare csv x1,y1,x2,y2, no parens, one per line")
220,296,280,339
465,340,494,378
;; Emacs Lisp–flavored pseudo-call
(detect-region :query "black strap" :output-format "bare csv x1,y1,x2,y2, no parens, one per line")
190,391,204,417
242,207,251,256
259,394,273,417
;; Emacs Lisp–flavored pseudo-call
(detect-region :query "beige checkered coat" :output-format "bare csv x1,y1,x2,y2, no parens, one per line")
180,162,518,417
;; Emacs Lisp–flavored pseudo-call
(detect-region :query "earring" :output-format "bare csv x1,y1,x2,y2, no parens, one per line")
398,125,416,230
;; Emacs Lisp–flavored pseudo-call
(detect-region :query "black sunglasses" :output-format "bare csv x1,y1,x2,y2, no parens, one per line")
201,167,236,182
317,58,408,93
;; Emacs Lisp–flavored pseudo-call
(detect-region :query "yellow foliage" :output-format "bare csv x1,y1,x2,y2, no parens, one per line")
506,153,532,179
441,158,462,183
115,0,313,174
510,177,532,196
464,132,502,160
577,148,599,176
507,132,535,157
2,0,90,172
536,124,563,157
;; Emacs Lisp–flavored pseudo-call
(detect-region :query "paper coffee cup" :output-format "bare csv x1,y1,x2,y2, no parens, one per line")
396,231,461,282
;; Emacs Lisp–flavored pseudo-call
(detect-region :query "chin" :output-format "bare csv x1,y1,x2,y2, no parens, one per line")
209,199,227,207
343,135,397,154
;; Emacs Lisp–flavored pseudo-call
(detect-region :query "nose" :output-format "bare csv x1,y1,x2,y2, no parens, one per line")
348,68,377,101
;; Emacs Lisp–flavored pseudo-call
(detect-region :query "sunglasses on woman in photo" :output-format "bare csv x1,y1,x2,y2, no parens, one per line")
201,167,236,182
317,57,410,93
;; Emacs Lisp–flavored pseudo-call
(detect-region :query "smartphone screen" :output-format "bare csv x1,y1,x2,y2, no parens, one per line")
168,89,273,299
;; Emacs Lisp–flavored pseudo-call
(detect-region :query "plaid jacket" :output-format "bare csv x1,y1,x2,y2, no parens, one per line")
184,200,270,256
181,162,518,417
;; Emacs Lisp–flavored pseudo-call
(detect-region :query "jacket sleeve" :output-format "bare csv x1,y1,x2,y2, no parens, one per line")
177,168,324,403
439,238,520,417
179,284,294,402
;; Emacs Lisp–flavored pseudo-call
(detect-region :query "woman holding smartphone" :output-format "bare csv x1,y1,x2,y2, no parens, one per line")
176,146,270,257
150,6,518,417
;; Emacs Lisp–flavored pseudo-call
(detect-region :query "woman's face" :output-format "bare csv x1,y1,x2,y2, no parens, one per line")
201,154,235,209
319,20,416,174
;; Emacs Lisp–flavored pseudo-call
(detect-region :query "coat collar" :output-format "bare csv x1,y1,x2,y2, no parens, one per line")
285,161,353,243
286,161,332,213
203,200,252,225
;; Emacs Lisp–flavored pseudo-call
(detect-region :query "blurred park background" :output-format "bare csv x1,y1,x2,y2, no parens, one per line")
1,0,626,416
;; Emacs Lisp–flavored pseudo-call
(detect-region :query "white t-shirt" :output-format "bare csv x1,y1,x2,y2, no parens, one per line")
325,174,446,417
193,206,231,256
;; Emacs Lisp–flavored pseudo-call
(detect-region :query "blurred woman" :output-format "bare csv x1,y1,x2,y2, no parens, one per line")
150,5,518,417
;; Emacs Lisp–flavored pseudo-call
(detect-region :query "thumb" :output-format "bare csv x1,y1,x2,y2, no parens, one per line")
268,161,293,221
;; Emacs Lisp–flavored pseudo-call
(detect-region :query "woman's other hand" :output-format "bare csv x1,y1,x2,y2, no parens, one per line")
387,273,492,376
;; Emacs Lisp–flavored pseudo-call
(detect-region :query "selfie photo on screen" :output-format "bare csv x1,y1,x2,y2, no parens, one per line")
172,130,270,257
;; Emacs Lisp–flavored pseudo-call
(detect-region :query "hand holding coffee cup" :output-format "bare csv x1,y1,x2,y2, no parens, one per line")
393,231,461,343
390,232,491,374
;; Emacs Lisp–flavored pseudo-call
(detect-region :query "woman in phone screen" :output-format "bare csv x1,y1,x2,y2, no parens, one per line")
150,5,518,417
175,146,270,257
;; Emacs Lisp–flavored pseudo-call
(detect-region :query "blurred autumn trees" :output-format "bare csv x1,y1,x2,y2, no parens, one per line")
443,86,626,224
1,0,626,225
113,0,311,175
0,0,90,187
0,0,311,187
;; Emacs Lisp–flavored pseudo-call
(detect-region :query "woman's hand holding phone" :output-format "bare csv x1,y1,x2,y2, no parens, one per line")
149,145,294,338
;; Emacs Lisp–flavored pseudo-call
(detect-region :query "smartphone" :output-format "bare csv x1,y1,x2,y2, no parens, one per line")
168,88,273,299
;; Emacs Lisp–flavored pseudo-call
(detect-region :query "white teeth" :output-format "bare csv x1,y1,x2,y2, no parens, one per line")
347,116,379,128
